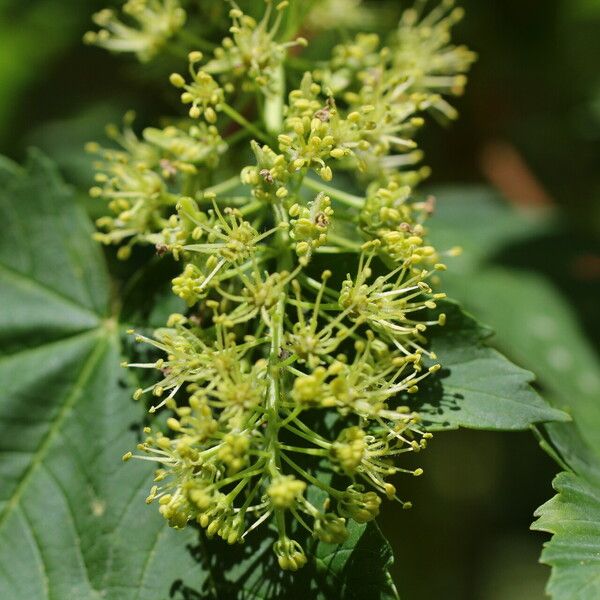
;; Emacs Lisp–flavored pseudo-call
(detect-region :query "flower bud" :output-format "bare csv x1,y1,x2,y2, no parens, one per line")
314,513,349,544
267,475,306,509
339,485,381,523
273,538,307,571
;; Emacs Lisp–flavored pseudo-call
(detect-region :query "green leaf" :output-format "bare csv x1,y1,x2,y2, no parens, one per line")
425,185,551,268
0,152,106,354
427,186,600,456
428,185,552,264
0,152,211,599
0,152,399,599
533,423,600,600
426,184,600,600
313,521,399,600
532,472,600,600
415,301,569,431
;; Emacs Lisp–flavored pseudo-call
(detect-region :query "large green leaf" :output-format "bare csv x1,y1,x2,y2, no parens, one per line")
0,151,210,599
427,184,600,600
0,152,399,599
532,472,600,600
427,185,600,456
415,302,569,431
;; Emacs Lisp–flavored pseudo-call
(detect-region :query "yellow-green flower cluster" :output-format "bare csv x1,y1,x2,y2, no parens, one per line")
167,2,307,132
89,0,474,570
240,141,292,204
312,0,476,178
393,0,476,119
88,113,226,254
84,0,186,62
202,2,306,97
360,182,440,266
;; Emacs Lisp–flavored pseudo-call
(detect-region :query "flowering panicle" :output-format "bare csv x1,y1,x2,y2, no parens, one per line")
274,68,426,183
90,0,474,570
324,0,476,120
309,0,476,178
84,0,186,62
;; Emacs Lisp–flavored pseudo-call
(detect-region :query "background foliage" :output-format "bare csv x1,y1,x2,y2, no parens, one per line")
0,1,598,598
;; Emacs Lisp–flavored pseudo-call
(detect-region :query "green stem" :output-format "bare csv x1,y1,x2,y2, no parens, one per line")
263,63,285,135
315,246,359,255
278,406,303,429
302,177,364,210
326,232,363,251
203,174,241,197
219,102,273,145
265,294,286,479
264,297,287,542
283,422,331,450
281,453,340,498
239,200,265,217
279,444,326,456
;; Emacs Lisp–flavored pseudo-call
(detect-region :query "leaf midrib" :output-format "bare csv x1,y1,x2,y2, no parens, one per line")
0,329,103,365
442,378,568,419
0,328,109,531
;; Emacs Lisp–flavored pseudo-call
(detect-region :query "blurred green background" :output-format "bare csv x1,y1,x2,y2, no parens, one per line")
1,1,598,598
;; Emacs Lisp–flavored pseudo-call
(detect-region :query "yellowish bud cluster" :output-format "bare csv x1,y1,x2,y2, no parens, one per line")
339,485,382,523
273,537,307,571
84,0,186,63
331,427,367,474
267,475,307,509
289,193,334,264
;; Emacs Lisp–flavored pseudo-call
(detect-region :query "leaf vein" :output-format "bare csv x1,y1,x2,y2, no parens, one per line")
0,332,107,531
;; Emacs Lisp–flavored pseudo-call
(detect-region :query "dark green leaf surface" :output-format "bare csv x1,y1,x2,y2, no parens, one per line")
427,185,600,456
416,302,569,431
427,185,600,600
532,472,600,600
0,153,209,600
